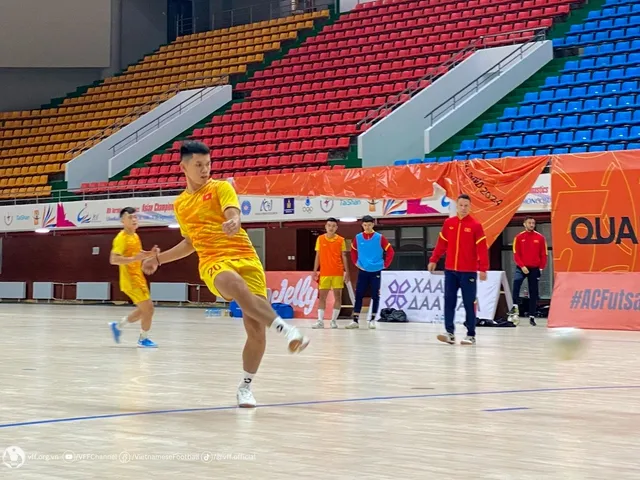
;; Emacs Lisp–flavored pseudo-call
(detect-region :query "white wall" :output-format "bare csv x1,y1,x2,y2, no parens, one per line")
357,42,552,166
340,0,377,13
425,41,553,153
65,85,231,189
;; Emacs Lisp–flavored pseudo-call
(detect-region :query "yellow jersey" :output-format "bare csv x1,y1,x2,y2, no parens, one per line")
174,179,257,265
111,230,148,292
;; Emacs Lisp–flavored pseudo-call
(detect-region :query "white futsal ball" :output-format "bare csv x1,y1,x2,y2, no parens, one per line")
548,327,586,360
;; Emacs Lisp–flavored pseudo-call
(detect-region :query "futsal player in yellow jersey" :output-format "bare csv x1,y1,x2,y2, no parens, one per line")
109,207,159,348
142,141,310,408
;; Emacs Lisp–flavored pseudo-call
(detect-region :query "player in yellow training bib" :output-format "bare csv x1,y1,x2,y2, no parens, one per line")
142,140,310,408
109,207,159,348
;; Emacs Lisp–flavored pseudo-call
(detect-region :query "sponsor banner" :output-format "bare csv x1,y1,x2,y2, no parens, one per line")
551,152,640,272
0,172,549,234
377,270,512,323
548,272,640,330
265,271,331,319
234,155,549,246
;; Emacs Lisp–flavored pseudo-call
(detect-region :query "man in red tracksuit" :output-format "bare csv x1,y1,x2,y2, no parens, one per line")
509,216,548,326
428,194,489,346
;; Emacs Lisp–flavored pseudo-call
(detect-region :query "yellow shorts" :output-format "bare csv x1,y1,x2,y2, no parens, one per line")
123,286,150,305
200,256,267,301
319,275,344,290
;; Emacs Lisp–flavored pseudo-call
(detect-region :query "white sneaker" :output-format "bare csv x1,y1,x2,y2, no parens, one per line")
345,321,360,329
330,320,338,329
368,320,376,329
312,320,324,329
237,387,257,408
286,327,310,353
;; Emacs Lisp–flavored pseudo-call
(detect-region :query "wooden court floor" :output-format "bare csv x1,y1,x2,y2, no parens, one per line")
0,304,639,479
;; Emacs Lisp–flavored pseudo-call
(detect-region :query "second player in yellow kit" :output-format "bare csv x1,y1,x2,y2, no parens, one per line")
143,141,310,409
109,207,159,348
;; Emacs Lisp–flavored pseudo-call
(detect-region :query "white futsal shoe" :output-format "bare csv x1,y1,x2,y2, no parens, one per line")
330,319,338,329
286,327,310,353
237,387,257,408
312,320,324,329
368,320,377,329
345,321,360,329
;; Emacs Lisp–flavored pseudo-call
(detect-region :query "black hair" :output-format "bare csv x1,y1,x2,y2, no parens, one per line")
524,216,536,222
120,207,136,218
457,194,471,202
180,140,210,160
326,217,338,224
361,215,375,223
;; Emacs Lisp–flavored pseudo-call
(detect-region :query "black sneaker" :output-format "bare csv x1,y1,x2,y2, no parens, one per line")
529,316,537,326
437,333,455,344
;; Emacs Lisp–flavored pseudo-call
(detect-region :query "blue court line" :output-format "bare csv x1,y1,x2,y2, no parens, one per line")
0,385,638,430
484,407,530,412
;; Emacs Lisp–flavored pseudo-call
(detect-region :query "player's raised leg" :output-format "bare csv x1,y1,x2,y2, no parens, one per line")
236,314,266,408
213,267,309,354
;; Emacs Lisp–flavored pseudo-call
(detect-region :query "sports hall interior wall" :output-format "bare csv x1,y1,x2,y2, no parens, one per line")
0,215,545,303
0,0,169,112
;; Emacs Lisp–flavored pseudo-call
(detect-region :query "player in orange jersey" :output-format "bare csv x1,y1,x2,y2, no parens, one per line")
312,217,350,329
109,207,159,348
142,141,310,408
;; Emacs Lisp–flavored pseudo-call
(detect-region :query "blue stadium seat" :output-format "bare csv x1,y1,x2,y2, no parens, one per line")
611,126,629,139
597,112,614,125
407,158,422,164
438,156,452,163
497,121,512,133
533,104,550,116
457,140,474,153
393,160,407,166
453,155,467,161
613,111,632,125
500,108,518,120
513,120,528,132
481,123,497,135
626,142,640,149
591,129,610,142
518,150,533,157
519,105,534,117
567,100,583,112
500,151,516,158
507,136,523,148
571,146,588,153
535,148,551,155
608,144,625,150
553,148,570,154
484,153,499,159
541,133,557,146
522,92,538,103
492,137,508,149
564,60,580,71
562,116,579,128
540,90,556,102
522,134,539,148
579,114,597,127
528,118,545,131
546,117,562,130
590,145,607,152
557,132,575,145
424,157,437,163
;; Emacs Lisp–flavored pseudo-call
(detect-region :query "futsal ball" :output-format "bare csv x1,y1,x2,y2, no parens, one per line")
548,327,586,360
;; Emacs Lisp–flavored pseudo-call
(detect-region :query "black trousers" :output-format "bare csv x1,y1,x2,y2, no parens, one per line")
513,266,540,317
353,270,381,318
444,270,477,337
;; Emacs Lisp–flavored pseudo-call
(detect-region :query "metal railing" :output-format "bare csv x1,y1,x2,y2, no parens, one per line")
214,0,336,29
66,75,228,161
108,77,228,159
425,28,547,126
355,28,548,131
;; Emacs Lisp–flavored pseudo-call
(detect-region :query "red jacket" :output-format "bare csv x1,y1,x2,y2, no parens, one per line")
513,230,547,269
430,215,489,273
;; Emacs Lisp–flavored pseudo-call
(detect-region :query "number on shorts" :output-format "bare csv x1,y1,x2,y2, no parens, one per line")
207,264,222,277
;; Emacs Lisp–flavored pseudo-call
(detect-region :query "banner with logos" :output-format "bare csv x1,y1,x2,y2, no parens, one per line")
377,270,512,323
551,152,640,272
548,272,640,330
266,271,331,319
0,174,550,233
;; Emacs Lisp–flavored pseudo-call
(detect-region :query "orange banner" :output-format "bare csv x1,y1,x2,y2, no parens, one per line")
548,272,640,330
234,156,549,246
551,151,640,272
266,271,333,319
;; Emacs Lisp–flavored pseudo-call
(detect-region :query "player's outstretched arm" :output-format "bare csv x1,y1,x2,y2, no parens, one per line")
110,248,157,265
156,237,195,265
